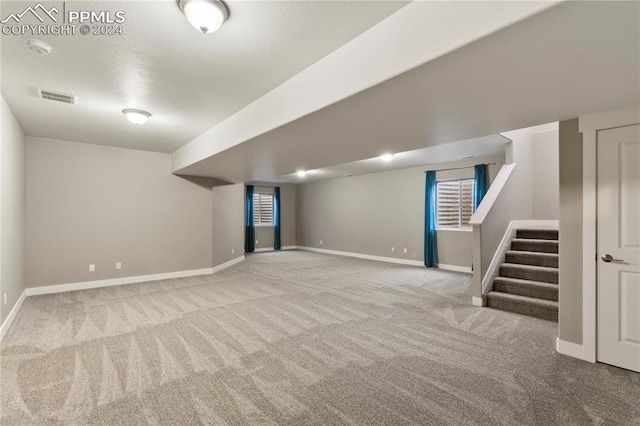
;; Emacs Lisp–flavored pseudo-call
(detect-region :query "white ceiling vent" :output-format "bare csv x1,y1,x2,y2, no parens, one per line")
38,89,76,105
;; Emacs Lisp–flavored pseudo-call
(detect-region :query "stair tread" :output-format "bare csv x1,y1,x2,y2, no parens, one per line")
506,250,558,258
512,238,559,243
487,291,558,310
493,277,559,289
500,263,558,272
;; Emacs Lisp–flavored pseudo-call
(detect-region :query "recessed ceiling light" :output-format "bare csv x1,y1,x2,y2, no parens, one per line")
26,39,52,55
381,153,393,162
122,109,151,125
178,0,228,34
297,170,307,177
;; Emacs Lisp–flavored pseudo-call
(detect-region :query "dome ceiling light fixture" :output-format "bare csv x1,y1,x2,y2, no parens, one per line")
26,39,52,55
178,0,228,34
123,109,151,125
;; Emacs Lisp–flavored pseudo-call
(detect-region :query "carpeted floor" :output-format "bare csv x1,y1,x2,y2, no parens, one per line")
1,251,638,425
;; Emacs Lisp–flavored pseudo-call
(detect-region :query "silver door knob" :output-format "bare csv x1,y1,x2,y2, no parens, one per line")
602,254,623,263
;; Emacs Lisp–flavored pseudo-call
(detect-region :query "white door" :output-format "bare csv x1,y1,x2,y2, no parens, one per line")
597,124,640,372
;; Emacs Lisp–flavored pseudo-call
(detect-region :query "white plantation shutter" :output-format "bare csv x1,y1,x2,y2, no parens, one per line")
436,179,475,229
253,193,274,225
460,180,474,226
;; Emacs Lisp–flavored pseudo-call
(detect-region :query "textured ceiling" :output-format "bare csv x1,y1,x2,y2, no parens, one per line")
0,0,408,152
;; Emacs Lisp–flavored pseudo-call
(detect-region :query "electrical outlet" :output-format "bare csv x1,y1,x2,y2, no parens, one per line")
256,239,259,245
320,240,323,245
391,247,395,253
403,248,407,254
116,262,122,270
232,248,235,254
89,264,95,272
3,293,6,306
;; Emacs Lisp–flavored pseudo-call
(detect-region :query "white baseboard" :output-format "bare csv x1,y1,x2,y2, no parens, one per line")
297,246,424,267
472,296,485,307
0,290,27,343
253,246,297,253
211,255,245,273
254,248,273,253
25,267,217,296
556,337,586,360
0,289,27,343
438,264,473,274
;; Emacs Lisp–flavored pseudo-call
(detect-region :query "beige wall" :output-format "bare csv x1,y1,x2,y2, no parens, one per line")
558,119,583,344
296,155,504,268
26,138,213,287
249,183,296,250
1,98,26,324
532,129,560,219
212,183,244,267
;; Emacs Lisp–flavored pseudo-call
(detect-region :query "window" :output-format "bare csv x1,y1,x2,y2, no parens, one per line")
436,179,475,229
253,193,274,226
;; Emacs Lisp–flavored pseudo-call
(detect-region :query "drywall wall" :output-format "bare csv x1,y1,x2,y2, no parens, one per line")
501,124,560,220
248,182,296,251
212,183,244,267
296,155,504,268
26,138,213,287
558,118,583,344
1,98,26,324
532,129,560,219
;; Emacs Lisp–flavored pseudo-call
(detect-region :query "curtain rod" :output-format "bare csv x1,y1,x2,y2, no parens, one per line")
423,162,497,173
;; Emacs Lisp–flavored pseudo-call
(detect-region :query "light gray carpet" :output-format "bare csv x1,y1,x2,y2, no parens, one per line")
1,251,638,425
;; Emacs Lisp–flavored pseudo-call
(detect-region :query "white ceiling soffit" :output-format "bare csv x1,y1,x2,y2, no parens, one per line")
271,134,508,184
175,1,640,183
0,1,409,153
172,0,559,171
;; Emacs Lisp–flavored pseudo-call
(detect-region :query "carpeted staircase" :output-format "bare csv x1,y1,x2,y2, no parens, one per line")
486,228,559,321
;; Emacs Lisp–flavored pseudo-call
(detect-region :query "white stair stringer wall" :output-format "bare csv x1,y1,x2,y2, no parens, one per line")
469,123,559,306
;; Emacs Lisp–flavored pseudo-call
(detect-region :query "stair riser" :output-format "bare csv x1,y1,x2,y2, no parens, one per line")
516,230,559,240
500,266,558,284
511,240,558,254
493,282,558,301
487,298,558,321
505,253,558,268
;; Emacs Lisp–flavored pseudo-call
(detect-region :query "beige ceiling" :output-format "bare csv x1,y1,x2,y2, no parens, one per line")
0,0,408,152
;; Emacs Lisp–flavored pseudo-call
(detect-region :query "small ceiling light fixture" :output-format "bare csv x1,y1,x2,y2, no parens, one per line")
26,39,52,55
380,153,394,162
123,109,151,125
297,170,308,178
178,0,228,34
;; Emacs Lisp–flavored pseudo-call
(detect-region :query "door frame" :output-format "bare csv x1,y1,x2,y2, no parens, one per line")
578,104,640,363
